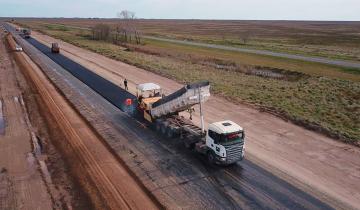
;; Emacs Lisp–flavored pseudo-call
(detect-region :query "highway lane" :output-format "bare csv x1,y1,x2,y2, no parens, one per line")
26,35,137,112
4,22,334,209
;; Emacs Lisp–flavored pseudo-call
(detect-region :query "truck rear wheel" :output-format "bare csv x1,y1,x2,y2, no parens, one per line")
166,127,174,138
161,124,167,135
185,142,195,150
155,120,162,132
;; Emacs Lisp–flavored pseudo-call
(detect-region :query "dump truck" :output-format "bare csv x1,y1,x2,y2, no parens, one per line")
51,43,60,53
22,28,31,38
136,81,245,165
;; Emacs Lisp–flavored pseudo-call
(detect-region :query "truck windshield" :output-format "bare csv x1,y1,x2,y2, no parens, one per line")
219,131,243,144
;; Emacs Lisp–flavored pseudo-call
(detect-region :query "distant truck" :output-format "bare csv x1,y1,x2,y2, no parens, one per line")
51,43,60,53
22,28,31,38
136,81,245,165
15,44,23,52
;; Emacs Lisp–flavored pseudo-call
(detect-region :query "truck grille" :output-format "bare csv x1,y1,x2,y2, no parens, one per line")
224,142,244,163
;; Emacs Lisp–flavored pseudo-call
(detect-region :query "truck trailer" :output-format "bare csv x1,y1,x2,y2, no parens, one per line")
136,81,245,165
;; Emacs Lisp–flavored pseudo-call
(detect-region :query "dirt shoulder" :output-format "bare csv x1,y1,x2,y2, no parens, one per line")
31,31,360,209
0,31,53,209
0,28,98,209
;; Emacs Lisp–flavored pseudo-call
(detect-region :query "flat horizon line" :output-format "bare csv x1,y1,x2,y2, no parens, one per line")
1,16,359,22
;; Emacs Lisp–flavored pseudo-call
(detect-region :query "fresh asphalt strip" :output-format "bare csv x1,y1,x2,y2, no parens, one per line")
25,37,137,112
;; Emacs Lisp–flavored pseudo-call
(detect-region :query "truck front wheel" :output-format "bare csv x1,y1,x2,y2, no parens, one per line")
207,151,215,164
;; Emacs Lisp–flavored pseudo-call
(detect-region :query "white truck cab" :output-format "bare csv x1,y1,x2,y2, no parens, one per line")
206,120,245,164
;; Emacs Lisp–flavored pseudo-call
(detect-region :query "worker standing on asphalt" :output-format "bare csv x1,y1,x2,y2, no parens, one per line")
188,107,195,120
124,78,128,90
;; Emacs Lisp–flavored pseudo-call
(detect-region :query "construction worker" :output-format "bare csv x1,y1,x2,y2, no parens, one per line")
188,107,195,120
124,78,128,90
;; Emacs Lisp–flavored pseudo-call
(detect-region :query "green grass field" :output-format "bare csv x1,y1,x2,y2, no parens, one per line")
17,21,360,144
142,38,360,80
147,34,360,62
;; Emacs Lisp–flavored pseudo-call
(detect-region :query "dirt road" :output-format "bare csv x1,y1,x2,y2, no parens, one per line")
6,33,160,209
0,32,54,210
30,31,360,209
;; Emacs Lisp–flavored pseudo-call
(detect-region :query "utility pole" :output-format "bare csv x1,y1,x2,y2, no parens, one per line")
198,87,205,134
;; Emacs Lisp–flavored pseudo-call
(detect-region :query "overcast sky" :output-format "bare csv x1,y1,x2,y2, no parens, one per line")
0,0,359,20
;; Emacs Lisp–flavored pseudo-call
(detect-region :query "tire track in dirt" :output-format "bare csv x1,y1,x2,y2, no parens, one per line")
0,32,53,210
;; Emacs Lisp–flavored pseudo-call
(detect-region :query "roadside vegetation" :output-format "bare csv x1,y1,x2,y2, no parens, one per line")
16,21,360,144
16,19,360,62
146,32,360,62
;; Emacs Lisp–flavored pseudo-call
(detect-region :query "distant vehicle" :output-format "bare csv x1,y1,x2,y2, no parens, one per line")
22,28,31,38
51,43,60,53
15,45,23,52
136,81,245,165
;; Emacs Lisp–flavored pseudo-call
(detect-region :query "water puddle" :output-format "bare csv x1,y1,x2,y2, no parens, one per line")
0,100,5,135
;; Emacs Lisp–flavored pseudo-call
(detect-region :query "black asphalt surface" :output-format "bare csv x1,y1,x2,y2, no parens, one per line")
26,36,137,112
3,22,334,210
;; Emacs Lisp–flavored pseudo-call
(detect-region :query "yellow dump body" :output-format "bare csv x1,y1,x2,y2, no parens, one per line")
139,96,162,122
140,97,162,110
